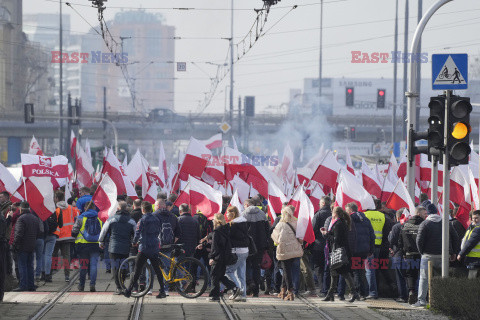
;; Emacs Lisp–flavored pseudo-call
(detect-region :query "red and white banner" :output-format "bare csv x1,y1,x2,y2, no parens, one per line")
309,183,325,212
335,170,375,212
179,137,212,180
288,185,315,244
385,179,415,221
70,130,77,159
361,159,381,200
92,173,118,222
29,136,44,156
126,149,145,187
75,145,94,188
21,154,68,179
268,181,287,216
174,177,222,219
0,163,21,196
311,151,341,192
144,183,158,204
200,133,222,150
102,149,137,199
24,176,55,221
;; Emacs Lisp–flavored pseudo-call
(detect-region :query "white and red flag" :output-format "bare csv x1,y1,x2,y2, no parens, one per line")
230,175,250,204
276,143,295,184
21,176,55,221
225,189,244,215
389,153,399,176
385,179,415,222
75,145,94,188
92,173,118,222
174,176,222,219
0,163,21,196
144,183,158,204
158,142,168,188
335,170,375,212
287,185,315,244
178,137,212,181
102,149,137,199
21,154,68,179
200,133,222,150
361,159,382,200
268,181,287,217
29,136,44,156
311,150,341,192
345,148,355,175
468,167,480,211
70,130,77,158
126,150,145,187
84,139,92,162
309,183,326,212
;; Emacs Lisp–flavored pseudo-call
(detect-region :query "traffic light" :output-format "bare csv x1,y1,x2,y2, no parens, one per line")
427,95,445,158
377,89,386,109
350,127,356,140
245,96,255,117
345,87,354,106
343,127,349,140
70,99,81,126
24,103,34,124
447,95,472,167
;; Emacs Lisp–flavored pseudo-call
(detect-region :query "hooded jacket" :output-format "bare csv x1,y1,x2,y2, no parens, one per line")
243,205,269,251
351,211,375,258
76,194,92,213
416,214,458,255
271,220,303,261
13,210,41,252
208,224,230,263
312,205,331,251
229,216,249,248
99,210,136,255
133,212,161,256
178,212,200,255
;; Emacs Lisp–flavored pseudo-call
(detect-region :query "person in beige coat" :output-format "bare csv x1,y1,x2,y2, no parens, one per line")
271,206,304,301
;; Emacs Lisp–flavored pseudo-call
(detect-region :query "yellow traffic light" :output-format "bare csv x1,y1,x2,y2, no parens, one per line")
452,122,469,139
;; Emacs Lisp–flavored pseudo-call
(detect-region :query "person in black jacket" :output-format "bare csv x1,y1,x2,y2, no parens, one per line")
321,206,359,303
311,196,332,295
388,209,408,303
12,202,41,292
0,205,8,301
398,206,426,305
243,199,270,297
457,210,480,279
130,199,143,224
99,201,136,294
177,204,200,257
413,203,459,307
207,214,238,301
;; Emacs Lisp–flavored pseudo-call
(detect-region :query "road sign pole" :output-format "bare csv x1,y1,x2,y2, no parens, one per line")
406,0,453,201
441,89,452,278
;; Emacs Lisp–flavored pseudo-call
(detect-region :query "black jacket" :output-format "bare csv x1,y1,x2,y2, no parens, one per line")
388,222,403,257
326,218,351,257
243,206,270,251
417,215,458,255
153,209,181,243
312,205,331,251
351,212,375,258
209,224,230,263
13,210,41,252
399,215,424,256
99,210,136,255
450,218,466,247
229,216,249,248
130,208,143,224
178,213,200,255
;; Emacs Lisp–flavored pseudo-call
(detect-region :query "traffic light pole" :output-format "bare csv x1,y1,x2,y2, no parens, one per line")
406,0,452,201
441,89,452,278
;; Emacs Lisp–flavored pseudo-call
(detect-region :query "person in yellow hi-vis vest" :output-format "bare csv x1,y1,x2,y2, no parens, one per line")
457,210,480,279
363,199,393,299
71,201,103,292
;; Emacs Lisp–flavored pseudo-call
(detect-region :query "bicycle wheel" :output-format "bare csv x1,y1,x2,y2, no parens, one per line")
172,257,209,299
118,256,154,298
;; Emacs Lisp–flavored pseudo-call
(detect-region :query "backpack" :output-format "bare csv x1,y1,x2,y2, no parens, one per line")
46,213,58,235
402,221,421,255
82,216,101,242
158,215,175,245
196,213,211,239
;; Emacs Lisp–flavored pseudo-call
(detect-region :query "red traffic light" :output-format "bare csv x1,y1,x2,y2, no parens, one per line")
378,90,385,96
347,88,353,94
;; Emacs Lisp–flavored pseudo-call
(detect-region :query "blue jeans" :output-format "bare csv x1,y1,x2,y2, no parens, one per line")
365,247,380,297
17,251,35,290
104,241,111,270
392,257,408,299
35,239,44,277
291,257,301,294
43,235,57,275
418,255,442,305
226,251,248,297
337,275,346,296
77,244,100,287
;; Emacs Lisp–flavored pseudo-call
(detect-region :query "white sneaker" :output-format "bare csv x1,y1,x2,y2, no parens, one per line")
147,290,152,295
411,301,426,308
233,296,246,302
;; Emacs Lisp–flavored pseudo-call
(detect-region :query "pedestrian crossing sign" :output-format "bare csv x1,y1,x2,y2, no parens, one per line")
432,54,468,90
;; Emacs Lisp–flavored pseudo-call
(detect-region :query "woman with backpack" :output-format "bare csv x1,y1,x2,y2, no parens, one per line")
271,206,304,301
71,201,102,292
207,213,239,302
225,206,249,302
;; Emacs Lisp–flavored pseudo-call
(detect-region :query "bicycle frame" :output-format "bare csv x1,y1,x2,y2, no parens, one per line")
157,251,191,284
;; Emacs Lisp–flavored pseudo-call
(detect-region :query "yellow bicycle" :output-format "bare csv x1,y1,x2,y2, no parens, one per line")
118,244,209,298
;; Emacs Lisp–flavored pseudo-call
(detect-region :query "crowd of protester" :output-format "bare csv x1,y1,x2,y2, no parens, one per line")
1,187,479,307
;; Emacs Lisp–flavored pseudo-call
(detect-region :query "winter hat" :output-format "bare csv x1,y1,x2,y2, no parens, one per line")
426,203,438,215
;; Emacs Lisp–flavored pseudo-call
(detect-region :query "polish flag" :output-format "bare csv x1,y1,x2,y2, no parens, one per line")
469,144,479,186
305,144,326,171
226,189,244,215
168,162,178,194
309,183,326,212
468,167,480,210
84,139,92,162
276,143,295,183
268,181,287,216
450,167,469,205
92,173,118,222
126,150,145,186
296,167,313,187
23,176,55,221
397,150,407,180
200,133,222,150
174,177,222,219
158,142,168,188
122,154,128,170
361,159,381,200
21,154,69,179
204,150,225,184
287,185,315,244
419,154,431,183
375,164,385,187
102,149,137,199
389,153,399,176
345,148,355,175
179,137,212,180
142,156,162,188
65,181,72,201
385,179,415,221
75,145,94,188
29,136,44,156
335,170,375,212
144,183,158,204
70,130,77,159
380,172,396,202
311,151,341,191
0,163,21,196
230,175,250,204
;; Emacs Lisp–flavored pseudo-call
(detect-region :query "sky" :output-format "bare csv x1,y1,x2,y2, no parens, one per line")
23,0,480,115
